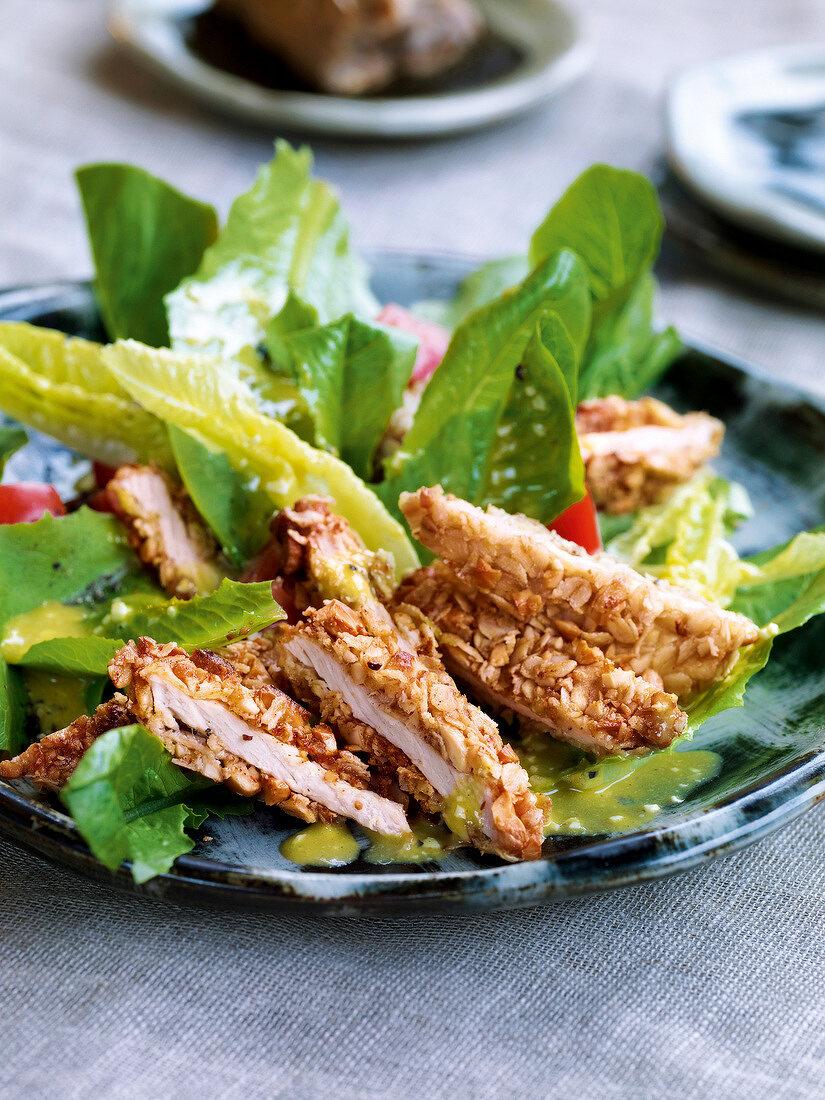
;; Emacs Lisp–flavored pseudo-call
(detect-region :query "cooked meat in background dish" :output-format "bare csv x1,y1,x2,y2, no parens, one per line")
275,599,548,861
394,561,687,756
400,486,760,697
0,697,134,791
218,0,484,95
576,396,724,514
109,637,410,836
108,465,223,599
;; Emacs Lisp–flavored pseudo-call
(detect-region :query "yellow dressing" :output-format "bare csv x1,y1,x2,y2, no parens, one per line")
363,819,459,865
516,732,722,836
1,601,91,663
21,670,94,734
280,821,361,867
441,777,484,842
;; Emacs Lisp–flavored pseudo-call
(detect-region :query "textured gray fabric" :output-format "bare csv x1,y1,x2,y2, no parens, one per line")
2,2,825,1097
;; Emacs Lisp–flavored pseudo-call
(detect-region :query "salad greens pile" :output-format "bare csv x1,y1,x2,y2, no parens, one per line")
1,141,824,881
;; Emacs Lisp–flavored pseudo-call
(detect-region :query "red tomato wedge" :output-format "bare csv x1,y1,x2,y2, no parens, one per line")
0,483,66,525
548,489,602,554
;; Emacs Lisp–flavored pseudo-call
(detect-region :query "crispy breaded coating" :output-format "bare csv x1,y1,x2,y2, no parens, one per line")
242,495,396,622
576,396,724,514
393,562,687,755
109,637,409,835
275,600,548,861
108,464,223,599
400,486,759,697
0,697,133,791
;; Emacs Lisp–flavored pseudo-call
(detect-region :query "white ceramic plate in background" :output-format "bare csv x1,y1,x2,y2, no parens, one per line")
108,0,591,140
667,44,825,253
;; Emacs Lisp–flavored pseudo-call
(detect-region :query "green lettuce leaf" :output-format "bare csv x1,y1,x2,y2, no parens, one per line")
264,291,320,373
283,315,415,480
415,256,530,330
528,164,663,310
76,163,218,347
577,273,682,400
102,339,419,576
0,322,173,469
0,508,140,627
381,250,590,522
0,655,26,753
9,580,284,675
0,426,27,476
61,724,219,883
168,425,273,569
166,142,377,374
684,635,774,734
607,473,752,604
731,528,825,633
529,165,679,401
13,636,121,675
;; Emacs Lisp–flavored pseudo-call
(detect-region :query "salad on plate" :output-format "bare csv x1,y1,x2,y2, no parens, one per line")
1,143,824,883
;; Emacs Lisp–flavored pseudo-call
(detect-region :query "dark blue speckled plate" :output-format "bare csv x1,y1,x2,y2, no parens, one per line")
1,251,824,914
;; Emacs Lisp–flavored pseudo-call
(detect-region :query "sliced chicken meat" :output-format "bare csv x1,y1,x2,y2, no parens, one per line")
274,599,548,861
108,637,410,836
108,464,223,599
393,561,687,756
400,486,759,697
576,396,724,514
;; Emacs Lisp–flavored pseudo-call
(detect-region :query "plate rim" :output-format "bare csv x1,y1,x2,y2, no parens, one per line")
666,42,825,253
107,0,593,138
2,264,825,913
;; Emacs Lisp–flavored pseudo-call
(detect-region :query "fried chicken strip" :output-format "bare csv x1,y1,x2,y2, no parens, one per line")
274,600,548,861
109,638,409,835
394,562,687,755
108,464,223,599
576,396,724,514
400,486,759,697
0,697,134,791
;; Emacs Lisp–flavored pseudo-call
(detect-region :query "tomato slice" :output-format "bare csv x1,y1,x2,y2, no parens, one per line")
0,483,66,525
548,489,601,554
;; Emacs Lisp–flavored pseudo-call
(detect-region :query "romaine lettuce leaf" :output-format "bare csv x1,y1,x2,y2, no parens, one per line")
731,528,825,633
415,256,530,330
684,635,774,734
0,508,141,627
0,426,27,476
607,473,752,604
76,163,218,347
9,580,284,675
529,164,679,401
577,273,682,400
102,339,419,575
381,250,589,522
166,142,377,373
283,315,415,480
167,425,273,569
0,654,26,753
61,724,227,883
0,322,173,469
12,636,121,675
528,164,663,310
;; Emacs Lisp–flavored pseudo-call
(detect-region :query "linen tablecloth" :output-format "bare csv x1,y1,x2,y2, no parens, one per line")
2,2,825,1096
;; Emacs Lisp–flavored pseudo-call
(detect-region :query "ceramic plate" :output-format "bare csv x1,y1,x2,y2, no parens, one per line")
2,251,825,915
107,0,591,139
667,45,825,252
